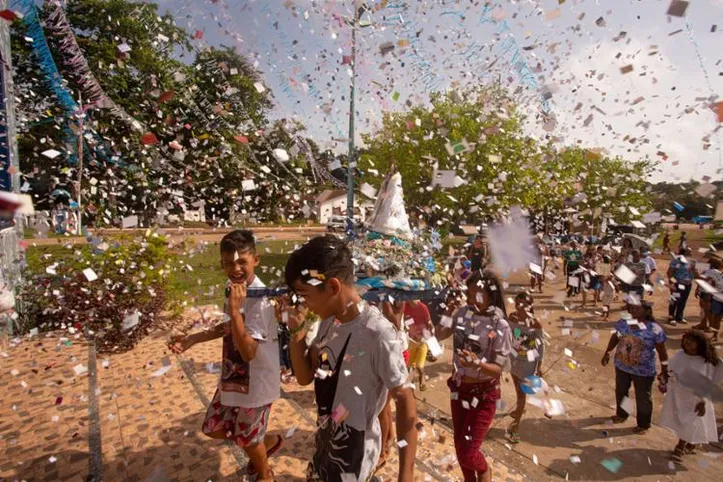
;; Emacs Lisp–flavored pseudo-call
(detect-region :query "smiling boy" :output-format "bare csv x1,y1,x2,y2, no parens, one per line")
169,230,281,480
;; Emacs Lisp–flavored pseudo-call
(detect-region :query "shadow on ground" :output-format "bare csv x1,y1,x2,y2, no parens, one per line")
3,411,314,482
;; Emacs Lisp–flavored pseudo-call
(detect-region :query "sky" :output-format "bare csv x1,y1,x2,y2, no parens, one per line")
152,0,723,183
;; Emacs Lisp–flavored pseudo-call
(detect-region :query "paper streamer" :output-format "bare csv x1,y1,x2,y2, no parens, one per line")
254,1,345,137
478,4,552,115
684,19,723,169
379,1,445,93
12,0,126,167
45,1,145,132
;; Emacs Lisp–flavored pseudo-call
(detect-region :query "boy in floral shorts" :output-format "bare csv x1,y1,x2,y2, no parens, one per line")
170,230,281,481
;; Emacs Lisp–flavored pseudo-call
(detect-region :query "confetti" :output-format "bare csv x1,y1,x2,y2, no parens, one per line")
41,149,62,159
667,0,690,17
151,365,172,377
82,268,98,282
601,458,623,473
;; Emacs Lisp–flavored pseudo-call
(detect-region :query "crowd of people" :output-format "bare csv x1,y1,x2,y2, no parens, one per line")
167,228,722,482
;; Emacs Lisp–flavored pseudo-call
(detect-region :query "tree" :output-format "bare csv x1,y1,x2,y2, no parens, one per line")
359,85,656,233
359,86,538,227
12,0,326,227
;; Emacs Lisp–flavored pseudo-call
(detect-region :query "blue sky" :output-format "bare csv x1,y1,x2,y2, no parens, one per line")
154,0,723,182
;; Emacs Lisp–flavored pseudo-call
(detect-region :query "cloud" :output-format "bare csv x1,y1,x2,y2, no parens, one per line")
547,34,720,181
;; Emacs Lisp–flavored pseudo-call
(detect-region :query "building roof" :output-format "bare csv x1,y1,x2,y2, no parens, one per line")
316,189,347,204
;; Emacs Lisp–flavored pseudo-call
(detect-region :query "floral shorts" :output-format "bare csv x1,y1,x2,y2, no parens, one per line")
201,389,271,447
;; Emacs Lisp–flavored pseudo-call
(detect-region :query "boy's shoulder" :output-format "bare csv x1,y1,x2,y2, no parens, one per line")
360,304,395,336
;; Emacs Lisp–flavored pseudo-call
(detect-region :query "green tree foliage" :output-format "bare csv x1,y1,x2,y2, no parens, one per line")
12,0,317,227
359,86,656,233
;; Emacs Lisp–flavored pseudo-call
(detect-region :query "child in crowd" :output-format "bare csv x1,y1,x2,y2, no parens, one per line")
404,299,435,391
377,299,408,473
601,274,616,320
507,292,545,444
282,235,417,482
660,330,721,462
435,270,514,482
563,241,583,297
169,230,281,481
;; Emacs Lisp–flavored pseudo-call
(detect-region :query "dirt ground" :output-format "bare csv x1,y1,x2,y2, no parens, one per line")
416,247,723,481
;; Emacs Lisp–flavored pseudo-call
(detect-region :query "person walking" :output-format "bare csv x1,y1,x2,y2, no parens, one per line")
563,241,583,297
466,235,488,272
601,302,669,434
660,330,721,463
668,248,696,326
435,270,513,482
507,292,545,443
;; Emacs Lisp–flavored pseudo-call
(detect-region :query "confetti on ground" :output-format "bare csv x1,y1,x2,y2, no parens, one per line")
601,458,623,473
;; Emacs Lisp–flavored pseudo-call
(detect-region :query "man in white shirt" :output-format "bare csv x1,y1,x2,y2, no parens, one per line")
641,248,657,285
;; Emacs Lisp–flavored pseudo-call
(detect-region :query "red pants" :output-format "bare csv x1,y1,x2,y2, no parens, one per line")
448,378,500,482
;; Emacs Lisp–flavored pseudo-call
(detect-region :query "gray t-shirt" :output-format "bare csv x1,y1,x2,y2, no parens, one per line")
308,303,408,482
451,306,513,380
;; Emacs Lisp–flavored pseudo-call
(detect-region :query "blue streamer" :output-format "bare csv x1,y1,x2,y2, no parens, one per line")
379,1,445,93
246,286,444,302
477,5,552,115
12,0,127,168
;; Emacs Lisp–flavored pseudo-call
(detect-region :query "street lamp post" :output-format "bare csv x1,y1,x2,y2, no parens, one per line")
345,6,360,236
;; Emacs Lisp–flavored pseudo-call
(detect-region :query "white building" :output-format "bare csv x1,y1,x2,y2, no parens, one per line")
316,190,373,224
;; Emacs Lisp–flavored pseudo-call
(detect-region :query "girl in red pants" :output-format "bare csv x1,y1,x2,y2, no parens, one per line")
436,270,513,482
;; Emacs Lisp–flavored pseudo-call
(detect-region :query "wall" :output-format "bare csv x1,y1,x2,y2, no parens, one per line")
318,196,347,224
0,0,24,333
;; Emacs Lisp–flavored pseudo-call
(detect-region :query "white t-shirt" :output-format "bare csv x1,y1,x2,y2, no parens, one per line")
219,276,280,408
642,255,657,273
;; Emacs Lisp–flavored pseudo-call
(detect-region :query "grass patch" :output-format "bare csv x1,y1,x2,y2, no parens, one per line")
25,238,302,309
25,234,457,310
170,239,300,307
651,229,723,250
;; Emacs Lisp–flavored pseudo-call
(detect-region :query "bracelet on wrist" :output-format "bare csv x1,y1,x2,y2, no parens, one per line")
289,321,308,337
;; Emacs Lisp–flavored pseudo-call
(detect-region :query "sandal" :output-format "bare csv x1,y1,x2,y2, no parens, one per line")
508,431,521,444
373,456,387,474
632,426,649,435
419,382,427,392
611,415,627,424
683,443,697,454
670,446,685,463
247,435,284,477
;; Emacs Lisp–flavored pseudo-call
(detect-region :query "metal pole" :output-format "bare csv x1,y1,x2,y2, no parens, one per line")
346,6,358,236
76,92,83,235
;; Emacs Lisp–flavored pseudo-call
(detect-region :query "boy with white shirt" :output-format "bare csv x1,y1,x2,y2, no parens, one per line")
170,230,281,481
641,249,657,285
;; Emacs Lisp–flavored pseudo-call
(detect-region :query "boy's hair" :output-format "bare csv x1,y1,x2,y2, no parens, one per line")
285,235,354,288
220,229,256,254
